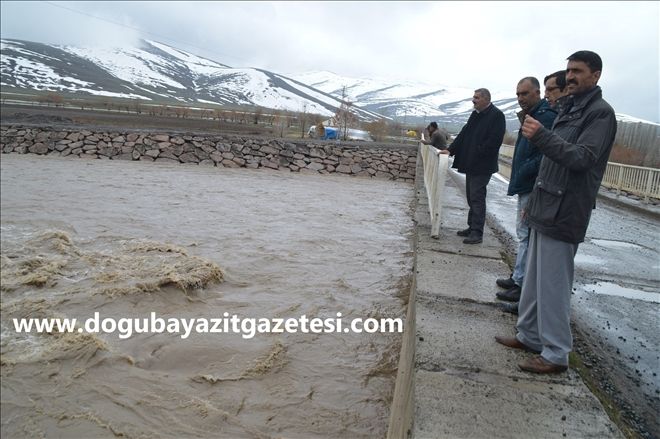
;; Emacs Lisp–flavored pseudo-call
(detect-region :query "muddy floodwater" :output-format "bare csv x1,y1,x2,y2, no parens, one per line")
0,154,414,438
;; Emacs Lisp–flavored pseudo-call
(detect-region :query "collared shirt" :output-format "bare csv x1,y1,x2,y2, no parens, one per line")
475,103,492,114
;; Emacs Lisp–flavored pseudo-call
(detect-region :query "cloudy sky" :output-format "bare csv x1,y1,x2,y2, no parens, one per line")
1,1,658,122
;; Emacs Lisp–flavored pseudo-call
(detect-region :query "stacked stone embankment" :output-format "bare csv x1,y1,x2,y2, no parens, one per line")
0,126,417,181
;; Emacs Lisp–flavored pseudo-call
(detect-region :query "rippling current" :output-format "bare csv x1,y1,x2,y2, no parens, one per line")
0,154,414,438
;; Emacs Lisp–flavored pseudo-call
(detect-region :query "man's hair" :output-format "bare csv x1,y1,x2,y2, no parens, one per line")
567,50,603,73
544,70,567,91
429,122,438,129
518,77,540,90
474,88,491,101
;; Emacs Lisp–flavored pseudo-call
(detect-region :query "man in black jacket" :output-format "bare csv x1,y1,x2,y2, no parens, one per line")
448,88,506,244
495,51,617,374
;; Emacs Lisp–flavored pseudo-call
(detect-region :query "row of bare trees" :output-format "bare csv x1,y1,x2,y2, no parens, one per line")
26,90,406,141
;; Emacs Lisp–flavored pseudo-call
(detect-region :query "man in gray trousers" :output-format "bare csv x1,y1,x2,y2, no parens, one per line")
495,50,617,374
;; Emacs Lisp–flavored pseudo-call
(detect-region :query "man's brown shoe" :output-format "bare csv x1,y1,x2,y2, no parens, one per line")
494,336,541,354
519,355,567,374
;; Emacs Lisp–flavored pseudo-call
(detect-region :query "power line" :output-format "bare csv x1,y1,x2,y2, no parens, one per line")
40,1,248,66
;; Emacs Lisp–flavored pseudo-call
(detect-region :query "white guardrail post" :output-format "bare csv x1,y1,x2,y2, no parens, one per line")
419,142,449,238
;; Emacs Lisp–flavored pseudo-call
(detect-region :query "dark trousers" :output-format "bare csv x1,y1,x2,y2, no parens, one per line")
465,173,492,235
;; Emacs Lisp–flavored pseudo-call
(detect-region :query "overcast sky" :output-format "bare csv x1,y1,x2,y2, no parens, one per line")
1,1,658,122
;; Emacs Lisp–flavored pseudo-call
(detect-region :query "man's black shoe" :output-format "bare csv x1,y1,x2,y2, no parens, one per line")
463,231,483,244
457,228,471,237
496,276,516,289
499,302,519,315
496,285,521,302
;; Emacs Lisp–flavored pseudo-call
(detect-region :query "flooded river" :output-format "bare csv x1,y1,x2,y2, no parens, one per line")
0,154,415,438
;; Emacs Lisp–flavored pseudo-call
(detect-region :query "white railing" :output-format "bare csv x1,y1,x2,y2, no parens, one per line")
499,146,660,204
602,162,660,203
499,144,515,158
419,143,449,237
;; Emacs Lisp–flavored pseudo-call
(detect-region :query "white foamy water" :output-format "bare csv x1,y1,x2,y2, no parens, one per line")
0,154,414,438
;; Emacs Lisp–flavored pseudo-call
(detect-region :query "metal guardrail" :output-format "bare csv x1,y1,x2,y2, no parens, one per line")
602,162,660,203
419,143,449,237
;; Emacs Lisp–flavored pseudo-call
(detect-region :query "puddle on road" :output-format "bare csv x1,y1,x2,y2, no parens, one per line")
589,238,644,250
575,253,607,266
581,281,660,303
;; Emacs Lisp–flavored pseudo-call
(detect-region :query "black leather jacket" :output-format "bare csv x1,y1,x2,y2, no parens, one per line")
526,86,617,244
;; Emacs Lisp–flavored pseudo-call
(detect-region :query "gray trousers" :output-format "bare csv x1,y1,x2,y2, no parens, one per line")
516,229,578,366
465,173,491,234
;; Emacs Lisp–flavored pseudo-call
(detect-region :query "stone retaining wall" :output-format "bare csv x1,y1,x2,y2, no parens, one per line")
0,126,417,182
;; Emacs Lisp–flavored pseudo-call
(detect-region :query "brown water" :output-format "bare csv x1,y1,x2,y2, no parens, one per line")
0,154,414,438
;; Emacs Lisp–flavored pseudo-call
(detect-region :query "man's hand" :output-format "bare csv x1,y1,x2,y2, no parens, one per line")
521,115,542,139
436,149,449,155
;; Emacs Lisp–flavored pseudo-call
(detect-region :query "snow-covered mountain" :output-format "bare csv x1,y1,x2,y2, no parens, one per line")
290,71,521,128
1,38,520,127
4,38,652,131
0,38,382,121
290,71,660,130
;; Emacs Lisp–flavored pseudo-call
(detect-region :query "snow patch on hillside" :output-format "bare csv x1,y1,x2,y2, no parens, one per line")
60,45,186,89
146,40,228,76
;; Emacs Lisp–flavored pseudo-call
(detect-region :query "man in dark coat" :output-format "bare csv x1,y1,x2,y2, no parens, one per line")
448,88,506,244
496,78,557,304
495,51,617,374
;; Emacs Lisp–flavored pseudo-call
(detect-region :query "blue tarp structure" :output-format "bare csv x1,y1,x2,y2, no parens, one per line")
321,127,338,140
308,125,373,141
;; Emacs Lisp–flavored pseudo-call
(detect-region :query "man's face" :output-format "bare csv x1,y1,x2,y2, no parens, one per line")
516,80,541,112
565,60,601,95
544,77,563,107
472,92,488,111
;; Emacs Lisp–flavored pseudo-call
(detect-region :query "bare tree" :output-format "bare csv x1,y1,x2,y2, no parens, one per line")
333,86,358,140
172,106,190,118
298,103,309,139
365,119,389,142
273,110,288,137
38,92,64,107
253,106,263,125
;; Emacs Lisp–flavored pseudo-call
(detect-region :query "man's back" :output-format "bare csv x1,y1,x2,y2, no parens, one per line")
429,129,448,150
